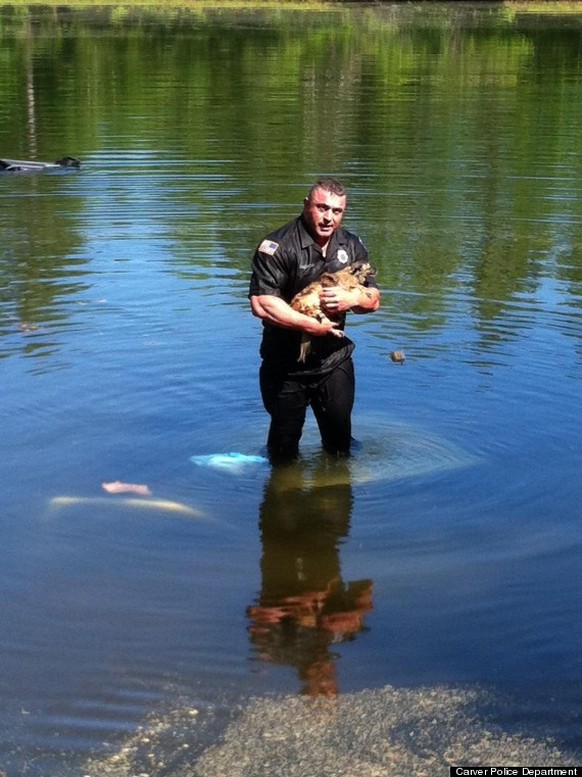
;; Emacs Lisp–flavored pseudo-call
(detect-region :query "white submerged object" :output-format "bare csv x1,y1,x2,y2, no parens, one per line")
49,496,204,518
190,452,269,474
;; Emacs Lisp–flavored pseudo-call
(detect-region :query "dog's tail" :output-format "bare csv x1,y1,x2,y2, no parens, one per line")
297,327,345,363
298,333,312,363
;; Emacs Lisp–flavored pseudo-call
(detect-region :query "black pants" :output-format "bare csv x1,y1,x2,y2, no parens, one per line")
259,358,355,461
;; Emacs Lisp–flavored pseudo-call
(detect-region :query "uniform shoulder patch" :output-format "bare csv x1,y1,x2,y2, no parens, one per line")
258,239,279,256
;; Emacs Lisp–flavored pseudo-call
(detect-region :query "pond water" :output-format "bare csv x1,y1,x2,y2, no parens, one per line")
1,3,582,773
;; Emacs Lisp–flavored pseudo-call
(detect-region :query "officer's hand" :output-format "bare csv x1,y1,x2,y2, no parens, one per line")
320,285,361,315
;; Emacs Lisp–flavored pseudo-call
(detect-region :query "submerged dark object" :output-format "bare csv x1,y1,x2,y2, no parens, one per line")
0,155,81,173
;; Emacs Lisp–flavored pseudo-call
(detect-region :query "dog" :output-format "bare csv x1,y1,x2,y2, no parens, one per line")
290,261,375,362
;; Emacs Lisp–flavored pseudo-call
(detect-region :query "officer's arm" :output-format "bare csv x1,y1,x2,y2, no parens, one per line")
351,236,380,313
351,285,381,314
319,236,380,315
320,285,380,315
250,294,341,336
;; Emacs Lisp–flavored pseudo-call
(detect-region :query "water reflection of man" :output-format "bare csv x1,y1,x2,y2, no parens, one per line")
246,460,373,697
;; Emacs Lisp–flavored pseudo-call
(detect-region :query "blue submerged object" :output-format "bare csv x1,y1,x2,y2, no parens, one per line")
1,156,81,173
190,452,269,474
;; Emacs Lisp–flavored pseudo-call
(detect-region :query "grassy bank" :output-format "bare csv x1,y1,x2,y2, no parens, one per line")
1,0,582,9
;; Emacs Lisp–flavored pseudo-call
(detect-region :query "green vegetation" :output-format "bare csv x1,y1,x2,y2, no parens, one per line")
507,2,582,13
2,0,582,11
2,2,582,342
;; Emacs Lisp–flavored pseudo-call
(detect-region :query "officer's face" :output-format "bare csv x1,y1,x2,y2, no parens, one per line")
303,188,346,246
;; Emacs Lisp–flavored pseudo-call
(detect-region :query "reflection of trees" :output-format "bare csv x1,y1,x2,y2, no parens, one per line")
247,460,373,697
0,8,89,361
23,15,38,158
2,5,582,351
0,183,88,360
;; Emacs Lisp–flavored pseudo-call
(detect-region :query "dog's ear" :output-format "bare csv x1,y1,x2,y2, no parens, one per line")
350,259,372,274
353,263,376,284
360,263,376,277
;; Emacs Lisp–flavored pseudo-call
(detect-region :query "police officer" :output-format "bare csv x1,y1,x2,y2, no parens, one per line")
249,177,380,462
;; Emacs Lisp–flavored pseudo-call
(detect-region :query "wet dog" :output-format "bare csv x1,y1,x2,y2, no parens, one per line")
290,262,374,362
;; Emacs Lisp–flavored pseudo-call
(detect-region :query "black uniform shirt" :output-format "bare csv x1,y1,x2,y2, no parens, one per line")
249,215,376,376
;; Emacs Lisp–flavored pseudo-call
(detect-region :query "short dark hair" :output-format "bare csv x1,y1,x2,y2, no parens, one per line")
307,177,346,201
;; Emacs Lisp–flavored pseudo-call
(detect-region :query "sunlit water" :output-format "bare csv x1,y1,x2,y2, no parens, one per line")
1,4,582,773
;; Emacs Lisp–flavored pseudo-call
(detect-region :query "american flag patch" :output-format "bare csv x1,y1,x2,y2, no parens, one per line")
259,239,279,256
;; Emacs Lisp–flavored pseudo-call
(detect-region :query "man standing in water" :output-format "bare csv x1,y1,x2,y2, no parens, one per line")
249,177,380,462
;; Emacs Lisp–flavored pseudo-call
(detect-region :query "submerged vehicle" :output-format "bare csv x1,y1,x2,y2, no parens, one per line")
0,155,81,172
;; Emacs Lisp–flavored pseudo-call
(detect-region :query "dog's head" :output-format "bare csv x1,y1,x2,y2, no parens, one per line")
350,261,375,284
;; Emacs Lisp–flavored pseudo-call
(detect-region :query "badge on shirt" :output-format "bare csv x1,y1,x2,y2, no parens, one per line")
337,249,349,264
259,239,279,256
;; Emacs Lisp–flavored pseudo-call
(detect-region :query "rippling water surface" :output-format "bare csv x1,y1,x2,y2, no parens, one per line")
1,4,582,773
